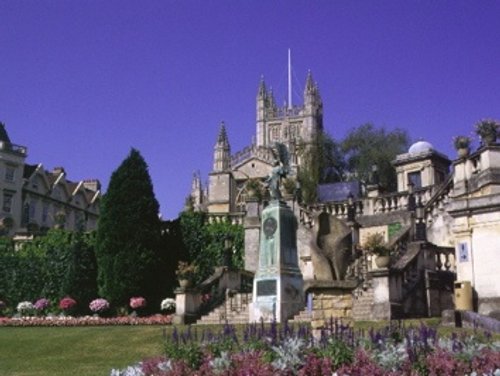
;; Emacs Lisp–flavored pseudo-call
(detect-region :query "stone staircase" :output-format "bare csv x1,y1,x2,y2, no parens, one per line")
289,308,312,324
195,292,251,325
352,287,374,321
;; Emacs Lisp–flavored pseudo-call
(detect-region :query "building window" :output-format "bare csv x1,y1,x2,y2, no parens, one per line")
5,166,15,182
408,171,422,189
29,200,36,221
3,192,13,213
42,204,49,224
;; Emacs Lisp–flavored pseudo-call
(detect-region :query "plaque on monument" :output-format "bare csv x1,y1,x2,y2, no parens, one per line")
257,280,276,296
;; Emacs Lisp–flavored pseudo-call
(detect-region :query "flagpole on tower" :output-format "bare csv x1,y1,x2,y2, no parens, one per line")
288,48,292,110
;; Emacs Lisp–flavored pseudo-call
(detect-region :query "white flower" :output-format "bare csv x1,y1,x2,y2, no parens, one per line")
16,301,34,314
161,298,176,311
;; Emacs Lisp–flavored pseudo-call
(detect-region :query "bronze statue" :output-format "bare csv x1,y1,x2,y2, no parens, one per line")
266,142,289,200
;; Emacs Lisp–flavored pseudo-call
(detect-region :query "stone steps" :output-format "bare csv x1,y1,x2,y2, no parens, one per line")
195,292,251,325
352,288,374,321
289,309,312,324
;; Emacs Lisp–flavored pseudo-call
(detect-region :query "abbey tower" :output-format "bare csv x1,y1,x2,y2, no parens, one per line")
191,72,324,215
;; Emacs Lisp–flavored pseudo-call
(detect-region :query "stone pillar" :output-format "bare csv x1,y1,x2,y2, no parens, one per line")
173,288,201,324
370,268,391,320
244,198,260,273
250,200,304,323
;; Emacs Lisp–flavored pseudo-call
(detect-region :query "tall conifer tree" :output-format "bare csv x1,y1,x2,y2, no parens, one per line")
96,148,161,308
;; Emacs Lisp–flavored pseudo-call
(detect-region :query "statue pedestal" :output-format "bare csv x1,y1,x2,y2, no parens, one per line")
250,200,304,323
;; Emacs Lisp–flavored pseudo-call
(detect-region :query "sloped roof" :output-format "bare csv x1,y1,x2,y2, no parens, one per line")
23,164,38,179
0,123,12,143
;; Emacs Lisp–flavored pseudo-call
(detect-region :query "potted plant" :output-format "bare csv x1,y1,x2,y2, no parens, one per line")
175,261,198,289
475,119,499,146
453,136,471,158
363,232,391,268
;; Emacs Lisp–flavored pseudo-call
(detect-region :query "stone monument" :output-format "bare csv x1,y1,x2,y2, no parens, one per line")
250,143,304,322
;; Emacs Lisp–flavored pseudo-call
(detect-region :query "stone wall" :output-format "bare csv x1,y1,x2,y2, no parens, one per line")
308,285,355,334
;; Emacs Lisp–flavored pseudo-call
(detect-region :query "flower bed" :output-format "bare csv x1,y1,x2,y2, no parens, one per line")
0,314,173,327
111,320,500,376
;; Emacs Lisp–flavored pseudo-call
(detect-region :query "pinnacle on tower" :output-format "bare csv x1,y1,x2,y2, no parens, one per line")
258,75,267,98
213,121,231,172
304,70,315,95
217,121,229,145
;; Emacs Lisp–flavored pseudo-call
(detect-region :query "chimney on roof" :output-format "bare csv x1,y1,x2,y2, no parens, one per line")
83,179,101,192
52,167,65,175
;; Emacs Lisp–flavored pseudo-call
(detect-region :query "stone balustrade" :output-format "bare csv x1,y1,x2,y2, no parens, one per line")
434,247,455,272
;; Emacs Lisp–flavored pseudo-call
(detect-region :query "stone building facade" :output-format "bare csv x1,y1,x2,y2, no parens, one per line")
192,72,323,217
0,123,100,238
188,72,500,322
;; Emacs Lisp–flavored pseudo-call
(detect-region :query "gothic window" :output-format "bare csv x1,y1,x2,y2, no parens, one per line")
269,125,280,141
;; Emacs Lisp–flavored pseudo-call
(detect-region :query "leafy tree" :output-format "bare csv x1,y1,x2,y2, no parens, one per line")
96,148,162,309
179,210,244,284
298,132,345,204
159,218,187,296
63,231,98,314
341,123,409,192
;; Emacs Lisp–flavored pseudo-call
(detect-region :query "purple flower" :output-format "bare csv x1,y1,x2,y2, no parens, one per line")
34,298,50,311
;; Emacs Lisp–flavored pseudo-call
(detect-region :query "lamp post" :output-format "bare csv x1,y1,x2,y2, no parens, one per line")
407,181,416,212
223,236,233,269
415,199,426,241
347,192,356,222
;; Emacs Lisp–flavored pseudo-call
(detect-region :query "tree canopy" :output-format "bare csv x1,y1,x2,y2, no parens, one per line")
179,210,244,284
297,124,409,201
297,132,345,204
96,148,162,308
341,124,409,192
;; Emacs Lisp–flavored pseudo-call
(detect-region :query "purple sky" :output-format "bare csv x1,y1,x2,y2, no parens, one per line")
1,1,499,219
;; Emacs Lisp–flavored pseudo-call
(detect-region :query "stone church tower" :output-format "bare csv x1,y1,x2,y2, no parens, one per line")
207,122,233,213
200,72,324,215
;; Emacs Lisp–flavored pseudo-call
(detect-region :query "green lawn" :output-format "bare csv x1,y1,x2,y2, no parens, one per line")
0,326,167,376
0,319,494,376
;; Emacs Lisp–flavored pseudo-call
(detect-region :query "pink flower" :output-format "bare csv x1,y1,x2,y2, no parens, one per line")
130,297,147,309
59,297,77,311
89,298,110,313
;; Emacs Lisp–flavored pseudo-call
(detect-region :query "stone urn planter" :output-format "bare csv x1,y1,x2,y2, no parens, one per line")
375,255,391,268
178,279,191,289
453,136,471,158
457,147,470,159
475,119,499,146
481,133,497,146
